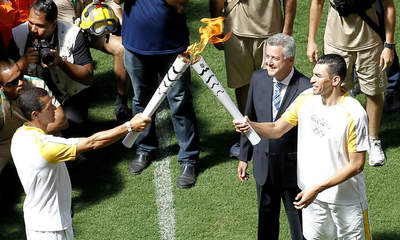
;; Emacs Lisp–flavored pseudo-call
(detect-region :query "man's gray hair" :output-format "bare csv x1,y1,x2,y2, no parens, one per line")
266,33,296,59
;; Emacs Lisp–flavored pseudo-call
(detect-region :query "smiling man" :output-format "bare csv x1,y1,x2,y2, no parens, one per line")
234,54,372,239
238,33,310,240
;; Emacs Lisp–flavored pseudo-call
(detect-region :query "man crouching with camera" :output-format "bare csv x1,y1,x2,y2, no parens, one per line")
7,0,94,136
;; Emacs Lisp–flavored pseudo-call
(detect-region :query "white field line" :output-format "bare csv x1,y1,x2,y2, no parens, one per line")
154,109,176,240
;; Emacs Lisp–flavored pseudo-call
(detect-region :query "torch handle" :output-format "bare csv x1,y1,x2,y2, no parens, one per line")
122,131,140,148
245,124,261,146
121,112,150,148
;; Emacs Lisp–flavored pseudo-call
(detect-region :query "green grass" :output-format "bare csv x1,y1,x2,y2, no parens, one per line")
1,0,400,239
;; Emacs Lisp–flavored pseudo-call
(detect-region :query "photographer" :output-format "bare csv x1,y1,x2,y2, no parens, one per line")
7,0,94,134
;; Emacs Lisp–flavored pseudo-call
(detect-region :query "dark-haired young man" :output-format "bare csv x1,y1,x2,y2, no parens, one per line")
11,87,150,240
307,0,396,167
234,54,372,239
8,0,94,134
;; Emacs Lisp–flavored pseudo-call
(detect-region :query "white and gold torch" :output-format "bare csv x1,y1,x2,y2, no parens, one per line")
188,17,261,145
122,54,190,148
122,17,260,147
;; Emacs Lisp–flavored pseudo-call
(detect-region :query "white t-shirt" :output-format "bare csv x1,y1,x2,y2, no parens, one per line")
282,89,369,205
11,124,78,231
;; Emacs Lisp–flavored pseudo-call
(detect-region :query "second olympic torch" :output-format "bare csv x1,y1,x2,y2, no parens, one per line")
122,54,190,148
192,56,261,145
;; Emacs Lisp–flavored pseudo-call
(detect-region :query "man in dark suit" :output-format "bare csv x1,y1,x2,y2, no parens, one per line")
238,33,311,240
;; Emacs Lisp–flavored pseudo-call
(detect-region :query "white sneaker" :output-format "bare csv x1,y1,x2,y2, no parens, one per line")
368,138,386,167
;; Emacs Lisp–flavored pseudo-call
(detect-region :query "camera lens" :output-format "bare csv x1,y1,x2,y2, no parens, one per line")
38,40,55,65
41,51,55,65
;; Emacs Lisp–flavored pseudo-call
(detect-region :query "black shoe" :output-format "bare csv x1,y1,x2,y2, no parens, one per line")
177,165,196,189
129,154,151,175
114,103,132,123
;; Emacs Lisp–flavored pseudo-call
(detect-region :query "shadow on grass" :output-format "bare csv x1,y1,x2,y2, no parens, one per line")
379,112,400,149
372,231,400,240
196,130,240,175
67,118,131,213
0,164,25,240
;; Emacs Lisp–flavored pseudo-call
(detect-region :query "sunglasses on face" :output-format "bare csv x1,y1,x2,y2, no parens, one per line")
1,72,24,87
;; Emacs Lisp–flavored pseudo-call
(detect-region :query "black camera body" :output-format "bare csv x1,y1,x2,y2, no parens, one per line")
33,39,56,65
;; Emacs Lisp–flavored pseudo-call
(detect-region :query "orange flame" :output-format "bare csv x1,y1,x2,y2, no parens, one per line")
186,17,231,60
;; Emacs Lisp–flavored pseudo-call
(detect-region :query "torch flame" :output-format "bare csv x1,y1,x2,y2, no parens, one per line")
186,17,231,61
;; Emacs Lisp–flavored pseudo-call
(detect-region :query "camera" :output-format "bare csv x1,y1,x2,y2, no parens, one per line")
33,39,56,65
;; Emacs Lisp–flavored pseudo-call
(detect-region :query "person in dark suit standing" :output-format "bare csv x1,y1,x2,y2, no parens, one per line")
238,33,311,240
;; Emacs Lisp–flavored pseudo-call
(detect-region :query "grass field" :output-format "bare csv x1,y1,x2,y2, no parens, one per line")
1,0,400,239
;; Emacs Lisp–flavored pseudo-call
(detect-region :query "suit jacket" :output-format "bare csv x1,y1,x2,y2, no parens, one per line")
240,68,311,187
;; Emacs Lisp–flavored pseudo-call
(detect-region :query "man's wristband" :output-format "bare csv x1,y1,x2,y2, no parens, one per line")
384,42,396,50
124,121,133,132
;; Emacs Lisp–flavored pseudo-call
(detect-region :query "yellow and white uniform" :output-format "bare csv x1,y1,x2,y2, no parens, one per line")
11,124,77,232
282,88,371,239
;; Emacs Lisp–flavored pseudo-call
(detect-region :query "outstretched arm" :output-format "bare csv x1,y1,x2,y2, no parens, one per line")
76,113,151,154
233,116,294,139
293,151,366,209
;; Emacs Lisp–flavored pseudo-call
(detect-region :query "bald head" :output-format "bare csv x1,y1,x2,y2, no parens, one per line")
0,59,24,99
0,58,16,76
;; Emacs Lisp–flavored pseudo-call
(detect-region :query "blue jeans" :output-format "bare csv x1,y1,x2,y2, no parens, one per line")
124,49,199,166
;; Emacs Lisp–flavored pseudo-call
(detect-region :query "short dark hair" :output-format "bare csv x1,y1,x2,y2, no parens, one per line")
30,0,58,22
18,87,49,121
316,54,347,82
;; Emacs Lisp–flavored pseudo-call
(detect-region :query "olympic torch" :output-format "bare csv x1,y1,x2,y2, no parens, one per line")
187,17,260,145
191,56,260,145
122,54,190,148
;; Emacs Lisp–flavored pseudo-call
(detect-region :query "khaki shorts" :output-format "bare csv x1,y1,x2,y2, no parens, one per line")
26,226,74,240
224,34,267,88
303,199,372,240
324,43,387,96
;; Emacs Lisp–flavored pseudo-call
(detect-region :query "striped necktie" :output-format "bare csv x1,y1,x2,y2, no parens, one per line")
272,82,282,121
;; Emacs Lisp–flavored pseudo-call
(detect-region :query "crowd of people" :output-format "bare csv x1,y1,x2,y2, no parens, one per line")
0,0,397,239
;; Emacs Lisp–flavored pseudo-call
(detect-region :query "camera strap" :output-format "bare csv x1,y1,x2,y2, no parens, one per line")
222,0,240,17
358,10,385,41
